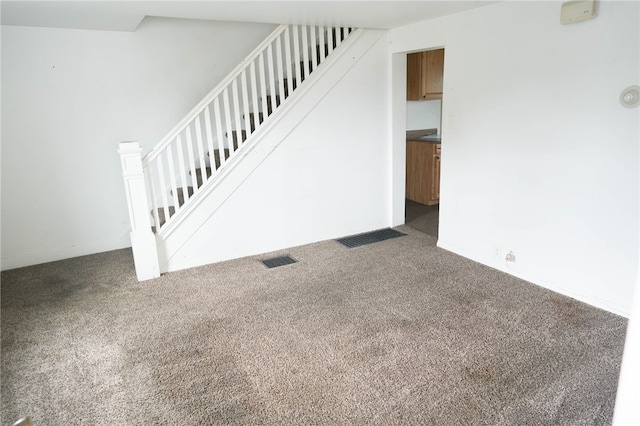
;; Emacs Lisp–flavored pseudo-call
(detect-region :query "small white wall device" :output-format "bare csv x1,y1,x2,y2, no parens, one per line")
619,86,640,109
560,0,596,24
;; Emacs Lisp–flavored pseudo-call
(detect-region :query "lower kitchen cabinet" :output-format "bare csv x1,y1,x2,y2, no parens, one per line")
406,141,440,205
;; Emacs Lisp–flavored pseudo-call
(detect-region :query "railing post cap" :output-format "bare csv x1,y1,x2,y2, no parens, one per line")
118,141,142,154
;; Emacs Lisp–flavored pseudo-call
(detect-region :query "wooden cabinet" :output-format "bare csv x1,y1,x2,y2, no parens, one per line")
406,53,423,101
431,144,441,202
406,49,444,100
406,142,440,205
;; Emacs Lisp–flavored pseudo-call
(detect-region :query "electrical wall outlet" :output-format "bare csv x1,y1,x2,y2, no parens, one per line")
505,251,516,262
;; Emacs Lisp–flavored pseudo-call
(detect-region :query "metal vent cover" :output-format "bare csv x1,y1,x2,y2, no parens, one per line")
261,255,297,268
336,228,407,248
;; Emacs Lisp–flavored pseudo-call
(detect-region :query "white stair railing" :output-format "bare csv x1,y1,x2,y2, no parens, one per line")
139,25,355,235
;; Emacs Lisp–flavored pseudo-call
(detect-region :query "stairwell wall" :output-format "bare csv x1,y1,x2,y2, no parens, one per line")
1,17,276,270
162,30,392,271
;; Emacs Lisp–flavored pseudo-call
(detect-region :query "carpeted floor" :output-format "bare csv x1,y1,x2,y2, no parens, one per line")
1,226,627,425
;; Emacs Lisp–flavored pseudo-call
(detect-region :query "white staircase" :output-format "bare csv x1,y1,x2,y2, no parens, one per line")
118,24,378,280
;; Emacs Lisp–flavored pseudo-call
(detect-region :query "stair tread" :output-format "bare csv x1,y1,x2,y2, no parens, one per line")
191,167,213,177
244,112,264,131
209,148,231,169
225,130,248,146
171,186,194,207
152,205,176,228
281,79,298,98
190,167,213,187
261,95,281,114
261,95,281,102
170,186,193,196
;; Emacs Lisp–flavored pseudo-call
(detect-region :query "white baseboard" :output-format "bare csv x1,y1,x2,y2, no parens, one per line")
1,236,131,271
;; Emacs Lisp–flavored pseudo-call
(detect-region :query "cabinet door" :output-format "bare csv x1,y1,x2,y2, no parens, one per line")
422,49,444,99
406,53,422,101
406,141,430,205
430,145,441,203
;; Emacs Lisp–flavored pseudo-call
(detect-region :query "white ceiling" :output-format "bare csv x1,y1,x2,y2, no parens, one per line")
0,1,499,32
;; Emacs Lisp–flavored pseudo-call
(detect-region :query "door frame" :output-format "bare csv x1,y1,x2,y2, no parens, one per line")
390,49,444,232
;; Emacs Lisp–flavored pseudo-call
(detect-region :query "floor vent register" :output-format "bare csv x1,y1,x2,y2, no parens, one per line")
336,228,406,248
261,255,298,269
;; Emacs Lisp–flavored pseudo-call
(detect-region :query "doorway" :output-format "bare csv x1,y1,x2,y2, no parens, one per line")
404,48,444,239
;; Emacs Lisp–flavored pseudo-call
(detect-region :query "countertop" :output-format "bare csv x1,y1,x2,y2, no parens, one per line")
406,128,441,144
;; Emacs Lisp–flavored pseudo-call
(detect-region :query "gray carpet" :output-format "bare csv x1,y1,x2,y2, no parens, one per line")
1,226,627,425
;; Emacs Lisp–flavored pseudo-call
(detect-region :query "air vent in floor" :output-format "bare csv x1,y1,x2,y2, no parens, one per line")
261,255,297,269
336,228,407,248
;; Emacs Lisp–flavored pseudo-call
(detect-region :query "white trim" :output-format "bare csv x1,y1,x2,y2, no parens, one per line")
1,236,131,272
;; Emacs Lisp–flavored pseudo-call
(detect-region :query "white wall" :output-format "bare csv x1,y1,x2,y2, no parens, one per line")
391,1,639,316
1,17,276,270
164,31,391,270
406,100,441,132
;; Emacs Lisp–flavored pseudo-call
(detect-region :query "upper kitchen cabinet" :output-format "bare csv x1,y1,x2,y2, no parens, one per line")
406,49,444,100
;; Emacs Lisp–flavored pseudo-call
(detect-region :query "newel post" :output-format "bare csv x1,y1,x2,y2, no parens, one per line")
118,141,161,281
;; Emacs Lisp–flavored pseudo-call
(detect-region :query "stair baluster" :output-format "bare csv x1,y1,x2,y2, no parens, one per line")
275,35,286,102
241,70,252,135
231,79,243,153
194,115,208,188
301,26,311,80
212,99,226,168
283,27,294,97
203,105,216,170
292,26,303,86
310,25,318,71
